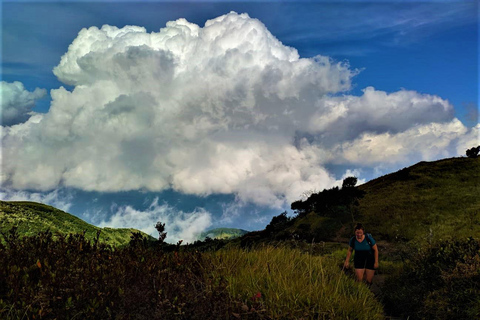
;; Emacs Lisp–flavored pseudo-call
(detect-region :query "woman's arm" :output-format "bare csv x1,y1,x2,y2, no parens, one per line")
372,244,379,269
344,246,353,268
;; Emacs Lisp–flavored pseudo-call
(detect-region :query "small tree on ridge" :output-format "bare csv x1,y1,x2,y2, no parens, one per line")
466,146,480,158
155,221,167,243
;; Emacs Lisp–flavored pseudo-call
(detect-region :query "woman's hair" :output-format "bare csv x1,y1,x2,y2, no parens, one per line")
354,223,365,232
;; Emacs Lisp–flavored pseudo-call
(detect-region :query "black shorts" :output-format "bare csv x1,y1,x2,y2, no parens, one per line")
354,251,375,270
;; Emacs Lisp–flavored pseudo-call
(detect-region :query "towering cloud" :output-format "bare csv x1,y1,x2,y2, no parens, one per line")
1,12,475,209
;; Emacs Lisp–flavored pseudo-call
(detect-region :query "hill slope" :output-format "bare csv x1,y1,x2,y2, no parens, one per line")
258,157,479,244
199,228,249,240
357,157,480,242
0,201,155,246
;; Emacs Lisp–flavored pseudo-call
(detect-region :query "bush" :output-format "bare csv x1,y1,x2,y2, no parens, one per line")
382,237,480,319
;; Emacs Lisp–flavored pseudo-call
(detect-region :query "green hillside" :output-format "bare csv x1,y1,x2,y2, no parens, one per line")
261,157,479,245
199,228,249,240
357,157,480,243
0,201,155,246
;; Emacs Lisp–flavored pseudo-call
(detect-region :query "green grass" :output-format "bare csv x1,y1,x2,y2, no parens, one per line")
278,157,480,245
357,157,480,243
210,246,384,319
0,201,154,246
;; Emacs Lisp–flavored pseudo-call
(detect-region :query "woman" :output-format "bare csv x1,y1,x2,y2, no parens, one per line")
344,223,379,285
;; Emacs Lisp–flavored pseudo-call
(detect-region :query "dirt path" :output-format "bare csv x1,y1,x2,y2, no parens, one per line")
370,273,386,297
370,274,405,320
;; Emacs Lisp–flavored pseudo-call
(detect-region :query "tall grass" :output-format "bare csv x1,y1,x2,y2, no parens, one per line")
210,246,384,319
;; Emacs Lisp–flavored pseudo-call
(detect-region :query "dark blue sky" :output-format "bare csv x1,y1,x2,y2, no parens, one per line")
3,1,477,121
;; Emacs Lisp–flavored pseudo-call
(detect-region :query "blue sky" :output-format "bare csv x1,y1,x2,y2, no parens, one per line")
1,1,478,242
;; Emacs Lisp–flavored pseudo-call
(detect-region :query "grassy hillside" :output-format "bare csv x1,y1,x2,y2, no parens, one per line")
0,201,155,246
357,157,480,243
258,157,479,245
199,228,249,240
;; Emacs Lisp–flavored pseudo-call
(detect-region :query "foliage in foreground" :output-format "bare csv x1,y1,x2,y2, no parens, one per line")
0,228,238,319
210,246,384,320
0,228,385,319
382,237,480,320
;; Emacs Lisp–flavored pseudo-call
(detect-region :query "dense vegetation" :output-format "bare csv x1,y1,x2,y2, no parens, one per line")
0,201,155,246
0,228,236,319
382,237,480,319
0,228,383,319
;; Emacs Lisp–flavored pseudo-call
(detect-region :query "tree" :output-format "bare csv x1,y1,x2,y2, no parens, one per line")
342,176,358,189
155,221,167,243
291,177,365,218
466,146,480,158
265,211,290,233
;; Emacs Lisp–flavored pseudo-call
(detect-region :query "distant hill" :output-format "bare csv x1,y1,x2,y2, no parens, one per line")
250,157,480,245
199,228,249,240
0,201,155,246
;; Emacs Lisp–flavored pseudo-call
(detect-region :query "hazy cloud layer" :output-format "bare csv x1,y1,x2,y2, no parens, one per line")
0,81,46,126
99,198,212,244
1,12,476,209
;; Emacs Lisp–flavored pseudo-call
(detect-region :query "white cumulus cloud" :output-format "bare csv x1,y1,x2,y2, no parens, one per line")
307,87,455,142
334,119,469,165
0,81,46,126
1,12,477,210
98,198,212,244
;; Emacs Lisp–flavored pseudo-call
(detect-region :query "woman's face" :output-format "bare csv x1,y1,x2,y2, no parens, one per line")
355,229,364,240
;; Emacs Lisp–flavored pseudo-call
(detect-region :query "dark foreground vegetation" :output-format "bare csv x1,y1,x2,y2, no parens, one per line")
382,237,480,319
1,226,478,319
0,227,247,320
0,227,383,319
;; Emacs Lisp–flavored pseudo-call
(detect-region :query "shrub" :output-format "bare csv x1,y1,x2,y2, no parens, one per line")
382,237,480,319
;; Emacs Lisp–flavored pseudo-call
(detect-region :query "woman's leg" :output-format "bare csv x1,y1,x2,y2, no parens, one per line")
365,269,375,284
355,268,365,282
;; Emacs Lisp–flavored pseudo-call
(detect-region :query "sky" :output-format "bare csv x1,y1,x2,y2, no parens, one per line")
1,0,478,243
